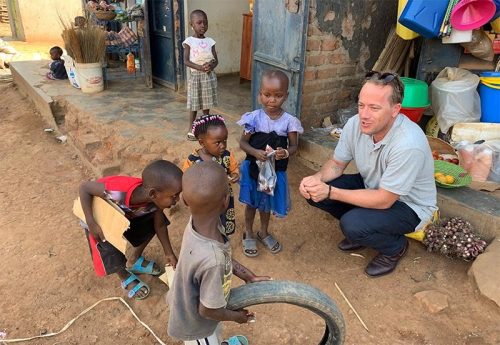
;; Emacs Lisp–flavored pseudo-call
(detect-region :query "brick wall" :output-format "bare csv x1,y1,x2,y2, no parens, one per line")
301,0,397,128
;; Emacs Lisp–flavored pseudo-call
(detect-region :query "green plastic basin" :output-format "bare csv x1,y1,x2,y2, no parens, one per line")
401,77,431,108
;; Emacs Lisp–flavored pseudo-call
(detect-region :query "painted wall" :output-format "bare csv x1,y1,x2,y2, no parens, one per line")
16,0,82,42
185,0,249,74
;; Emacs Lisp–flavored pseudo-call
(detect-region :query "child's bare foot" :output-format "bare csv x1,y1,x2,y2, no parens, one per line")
117,270,150,300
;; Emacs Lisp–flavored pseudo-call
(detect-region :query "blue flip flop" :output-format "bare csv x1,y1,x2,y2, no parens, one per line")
222,335,249,345
121,273,150,300
127,256,162,276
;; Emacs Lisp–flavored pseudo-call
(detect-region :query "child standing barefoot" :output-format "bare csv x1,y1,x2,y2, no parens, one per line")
183,9,218,141
238,70,304,257
182,115,239,236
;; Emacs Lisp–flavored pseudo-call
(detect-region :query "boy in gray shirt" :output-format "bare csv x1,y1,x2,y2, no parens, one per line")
168,161,270,344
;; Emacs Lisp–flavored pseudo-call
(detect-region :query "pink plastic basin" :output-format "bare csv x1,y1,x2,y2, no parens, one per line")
450,0,496,30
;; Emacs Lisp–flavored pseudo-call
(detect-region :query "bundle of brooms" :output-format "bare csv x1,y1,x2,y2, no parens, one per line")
61,18,106,64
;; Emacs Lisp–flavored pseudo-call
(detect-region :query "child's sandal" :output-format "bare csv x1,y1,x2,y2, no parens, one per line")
242,234,258,257
257,231,282,254
187,132,196,141
222,335,249,345
126,256,162,276
121,273,150,300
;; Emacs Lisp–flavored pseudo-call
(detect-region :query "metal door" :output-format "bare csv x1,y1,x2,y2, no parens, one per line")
148,0,176,88
251,0,310,117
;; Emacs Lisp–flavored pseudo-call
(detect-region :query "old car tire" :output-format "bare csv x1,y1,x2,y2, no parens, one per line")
227,280,345,345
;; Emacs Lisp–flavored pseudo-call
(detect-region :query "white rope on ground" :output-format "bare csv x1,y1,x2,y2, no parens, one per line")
1,297,166,344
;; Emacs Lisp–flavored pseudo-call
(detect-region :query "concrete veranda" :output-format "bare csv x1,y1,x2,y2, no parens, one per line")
10,59,251,176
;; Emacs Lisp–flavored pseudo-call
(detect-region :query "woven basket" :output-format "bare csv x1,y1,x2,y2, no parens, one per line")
93,10,116,21
434,160,472,188
427,136,455,155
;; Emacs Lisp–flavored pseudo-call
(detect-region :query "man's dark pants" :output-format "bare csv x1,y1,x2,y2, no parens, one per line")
307,174,420,256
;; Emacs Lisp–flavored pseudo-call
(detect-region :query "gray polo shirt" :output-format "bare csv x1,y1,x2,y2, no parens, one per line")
334,114,437,229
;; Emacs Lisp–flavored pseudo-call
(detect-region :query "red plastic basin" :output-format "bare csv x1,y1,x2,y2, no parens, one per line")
401,107,426,123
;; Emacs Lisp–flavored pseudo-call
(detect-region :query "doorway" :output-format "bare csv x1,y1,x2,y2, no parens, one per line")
148,0,178,89
183,0,252,117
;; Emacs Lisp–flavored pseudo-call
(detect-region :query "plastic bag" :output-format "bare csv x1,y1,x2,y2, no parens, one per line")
460,30,494,62
256,145,277,195
456,140,500,182
62,55,80,89
431,67,480,133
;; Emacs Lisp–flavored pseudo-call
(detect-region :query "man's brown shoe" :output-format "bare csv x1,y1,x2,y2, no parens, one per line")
337,238,365,251
365,240,409,277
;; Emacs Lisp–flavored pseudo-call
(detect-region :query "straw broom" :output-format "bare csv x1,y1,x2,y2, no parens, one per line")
60,17,106,64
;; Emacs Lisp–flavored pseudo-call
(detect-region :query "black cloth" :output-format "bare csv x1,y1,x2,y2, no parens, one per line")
50,60,68,80
83,212,167,276
246,131,289,180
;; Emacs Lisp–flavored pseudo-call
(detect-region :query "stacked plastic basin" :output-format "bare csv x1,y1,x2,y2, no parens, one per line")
398,0,450,38
400,77,430,123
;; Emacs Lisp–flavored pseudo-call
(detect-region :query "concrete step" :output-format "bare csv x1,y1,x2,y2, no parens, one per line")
11,61,118,176
9,60,247,177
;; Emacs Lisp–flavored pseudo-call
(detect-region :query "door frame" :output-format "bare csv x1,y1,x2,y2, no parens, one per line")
176,0,186,91
142,0,153,88
147,0,185,90
251,0,309,119
150,0,176,89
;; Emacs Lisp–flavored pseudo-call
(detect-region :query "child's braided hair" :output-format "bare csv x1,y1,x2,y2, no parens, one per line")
192,114,226,139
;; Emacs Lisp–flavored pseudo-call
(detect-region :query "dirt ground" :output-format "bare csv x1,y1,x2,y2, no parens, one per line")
1,82,500,345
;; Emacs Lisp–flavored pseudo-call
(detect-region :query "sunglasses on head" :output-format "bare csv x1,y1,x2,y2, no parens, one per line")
365,71,398,83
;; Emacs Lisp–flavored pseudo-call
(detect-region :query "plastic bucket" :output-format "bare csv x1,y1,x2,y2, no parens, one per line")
479,72,500,123
75,62,104,94
401,107,426,123
401,77,430,108
396,0,419,40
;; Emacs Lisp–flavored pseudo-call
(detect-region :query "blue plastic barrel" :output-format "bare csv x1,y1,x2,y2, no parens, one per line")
479,72,500,123
398,0,449,38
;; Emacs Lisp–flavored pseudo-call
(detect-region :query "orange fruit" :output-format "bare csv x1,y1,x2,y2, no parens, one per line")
445,175,455,184
436,175,448,184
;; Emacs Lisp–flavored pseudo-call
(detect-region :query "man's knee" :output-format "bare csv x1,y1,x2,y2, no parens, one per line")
340,209,370,241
